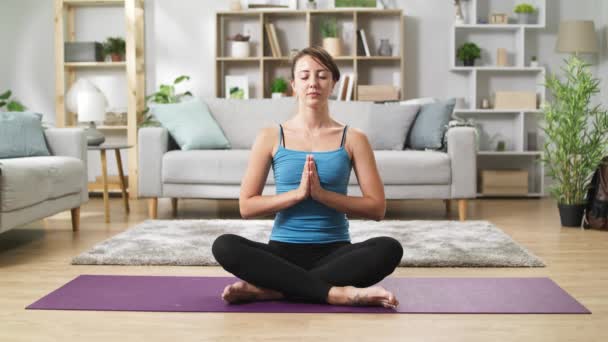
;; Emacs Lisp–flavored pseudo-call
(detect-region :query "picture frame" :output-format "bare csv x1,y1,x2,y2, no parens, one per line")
246,0,297,10
225,75,249,99
332,0,378,9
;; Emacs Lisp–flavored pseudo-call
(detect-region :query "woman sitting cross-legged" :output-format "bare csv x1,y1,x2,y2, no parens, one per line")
212,46,403,309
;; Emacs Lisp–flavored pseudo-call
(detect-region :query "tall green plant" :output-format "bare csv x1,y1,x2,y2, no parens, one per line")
0,90,26,111
541,55,608,205
139,75,193,128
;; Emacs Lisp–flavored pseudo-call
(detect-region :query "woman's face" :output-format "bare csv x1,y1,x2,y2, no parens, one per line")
291,55,336,106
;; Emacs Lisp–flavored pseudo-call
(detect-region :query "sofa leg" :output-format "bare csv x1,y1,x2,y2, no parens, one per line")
71,207,80,232
444,200,452,215
458,199,467,221
148,198,158,219
171,198,178,218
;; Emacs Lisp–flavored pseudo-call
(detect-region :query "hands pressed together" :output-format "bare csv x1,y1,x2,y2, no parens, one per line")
295,155,325,201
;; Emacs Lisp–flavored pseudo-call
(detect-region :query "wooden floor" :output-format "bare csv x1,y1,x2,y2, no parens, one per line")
1,197,606,341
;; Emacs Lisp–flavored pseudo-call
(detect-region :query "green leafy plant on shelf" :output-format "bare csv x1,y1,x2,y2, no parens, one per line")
0,90,26,111
541,55,608,206
139,75,193,128
456,42,481,66
270,77,288,94
320,16,339,38
103,37,126,61
514,3,536,13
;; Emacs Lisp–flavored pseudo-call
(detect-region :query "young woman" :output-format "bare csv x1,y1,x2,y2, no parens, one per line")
212,47,403,309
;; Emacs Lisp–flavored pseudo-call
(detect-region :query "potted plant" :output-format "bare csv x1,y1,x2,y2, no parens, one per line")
227,33,250,58
530,55,539,67
306,0,317,9
139,75,193,128
541,56,608,227
457,42,481,66
321,16,342,57
103,37,126,62
514,3,536,24
270,77,288,98
0,90,26,111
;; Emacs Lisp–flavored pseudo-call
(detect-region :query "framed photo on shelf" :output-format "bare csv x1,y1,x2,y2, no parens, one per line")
225,75,249,99
332,0,378,8
246,0,297,10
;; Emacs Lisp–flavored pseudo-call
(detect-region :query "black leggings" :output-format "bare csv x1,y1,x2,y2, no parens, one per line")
211,234,403,303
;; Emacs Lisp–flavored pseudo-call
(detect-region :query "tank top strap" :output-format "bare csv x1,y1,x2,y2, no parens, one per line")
340,125,348,147
279,124,286,147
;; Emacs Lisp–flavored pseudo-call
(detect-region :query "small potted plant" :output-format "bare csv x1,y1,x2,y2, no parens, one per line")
306,0,317,9
227,33,251,58
103,37,126,62
457,42,481,66
541,56,608,227
270,77,288,98
530,55,539,67
514,3,536,24
321,16,341,57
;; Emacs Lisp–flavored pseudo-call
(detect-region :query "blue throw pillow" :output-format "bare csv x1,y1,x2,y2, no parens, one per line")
406,98,456,150
150,98,231,150
0,112,50,159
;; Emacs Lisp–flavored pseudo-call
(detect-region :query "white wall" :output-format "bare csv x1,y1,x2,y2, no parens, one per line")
1,0,607,181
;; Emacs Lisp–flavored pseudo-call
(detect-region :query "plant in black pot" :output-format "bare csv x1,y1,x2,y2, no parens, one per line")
457,42,481,67
103,37,126,62
541,55,608,227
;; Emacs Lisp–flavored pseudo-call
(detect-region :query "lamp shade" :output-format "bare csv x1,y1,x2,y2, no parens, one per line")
78,91,106,122
556,20,599,54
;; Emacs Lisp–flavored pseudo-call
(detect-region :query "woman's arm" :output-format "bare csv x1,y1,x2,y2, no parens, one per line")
239,127,305,219
311,128,386,221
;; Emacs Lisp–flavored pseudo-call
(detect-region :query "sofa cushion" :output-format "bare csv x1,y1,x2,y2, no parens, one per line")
330,101,420,150
162,150,275,185
204,98,295,149
0,156,84,212
407,98,456,150
0,112,50,159
162,149,450,186
150,98,231,150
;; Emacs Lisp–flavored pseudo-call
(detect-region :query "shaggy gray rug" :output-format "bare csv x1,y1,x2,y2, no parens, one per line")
72,219,545,267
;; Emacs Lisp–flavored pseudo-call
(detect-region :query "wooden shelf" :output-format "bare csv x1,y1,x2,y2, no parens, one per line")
55,0,145,199
451,66,545,72
455,24,545,29
64,62,126,68
216,8,404,99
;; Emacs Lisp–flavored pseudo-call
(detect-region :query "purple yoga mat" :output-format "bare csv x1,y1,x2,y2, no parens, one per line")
26,275,590,314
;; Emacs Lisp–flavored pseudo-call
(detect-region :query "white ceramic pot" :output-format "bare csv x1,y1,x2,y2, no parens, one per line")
271,93,284,99
322,38,342,57
231,41,249,58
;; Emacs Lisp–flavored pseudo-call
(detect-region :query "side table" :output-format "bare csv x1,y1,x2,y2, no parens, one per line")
88,144,133,223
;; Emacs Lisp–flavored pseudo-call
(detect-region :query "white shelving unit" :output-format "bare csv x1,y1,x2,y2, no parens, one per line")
450,0,547,198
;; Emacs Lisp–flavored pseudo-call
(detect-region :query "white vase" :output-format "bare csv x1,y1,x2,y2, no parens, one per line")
322,38,342,57
231,41,249,58
271,93,284,99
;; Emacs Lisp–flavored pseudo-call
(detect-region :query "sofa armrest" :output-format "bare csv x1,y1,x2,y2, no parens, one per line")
44,128,89,203
138,127,169,197
447,127,477,198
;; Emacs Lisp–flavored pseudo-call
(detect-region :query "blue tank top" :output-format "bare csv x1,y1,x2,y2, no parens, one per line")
270,124,352,243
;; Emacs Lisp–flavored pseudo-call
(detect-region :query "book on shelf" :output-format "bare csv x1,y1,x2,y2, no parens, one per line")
264,23,278,57
345,72,356,101
269,23,282,57
357,29,371,57
336,74,349,100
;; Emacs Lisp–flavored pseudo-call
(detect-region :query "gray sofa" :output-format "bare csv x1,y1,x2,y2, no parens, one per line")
138,98,476,220
0,128,88,234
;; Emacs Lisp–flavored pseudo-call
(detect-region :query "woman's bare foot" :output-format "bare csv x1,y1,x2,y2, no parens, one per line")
221,281,284,304
327,285,399,309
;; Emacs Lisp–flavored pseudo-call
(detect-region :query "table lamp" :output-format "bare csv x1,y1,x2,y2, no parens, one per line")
556,20,599,55
78,90,107,146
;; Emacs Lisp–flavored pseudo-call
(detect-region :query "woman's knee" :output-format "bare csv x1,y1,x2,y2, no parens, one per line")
211,233,242,268
372,236,403,267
